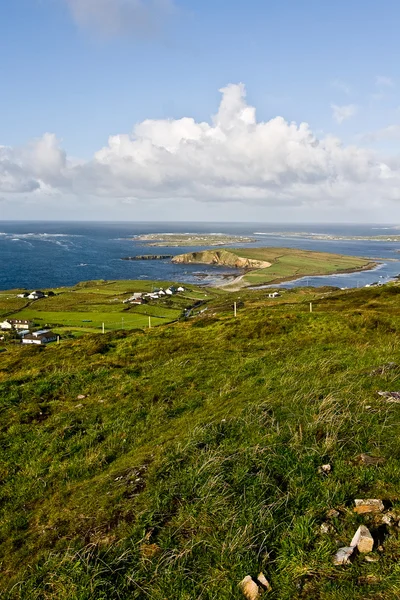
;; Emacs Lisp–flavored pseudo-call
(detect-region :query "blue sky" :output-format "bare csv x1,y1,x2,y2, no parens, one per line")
1,0,400,221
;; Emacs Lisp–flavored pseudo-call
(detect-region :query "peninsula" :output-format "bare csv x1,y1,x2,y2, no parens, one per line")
132,233,256,246
172,247,376,288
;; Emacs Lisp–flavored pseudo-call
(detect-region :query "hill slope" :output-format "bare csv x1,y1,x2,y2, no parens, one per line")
1,285,400,598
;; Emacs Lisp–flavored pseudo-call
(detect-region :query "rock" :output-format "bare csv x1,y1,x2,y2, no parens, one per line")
75,404,84,409
358,575,380,585
318,464,332,474
358,453,385,466
326,508,340,519
354,499,384,514
377,391,400,403
320,523,331,534
382,514,393,525
333,546,354,565
370,363,398,376
365,555,379,563
350,525,374,553
257,573,271,592
239,576,260,600
77,394,86,400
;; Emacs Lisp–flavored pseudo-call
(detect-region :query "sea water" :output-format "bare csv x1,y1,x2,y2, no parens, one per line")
1,221,400,291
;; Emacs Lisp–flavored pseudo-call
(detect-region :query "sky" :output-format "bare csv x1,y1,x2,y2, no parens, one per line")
1,0,400,222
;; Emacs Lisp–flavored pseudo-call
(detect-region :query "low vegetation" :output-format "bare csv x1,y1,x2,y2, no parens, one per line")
1,283,400,598
172,247,375,288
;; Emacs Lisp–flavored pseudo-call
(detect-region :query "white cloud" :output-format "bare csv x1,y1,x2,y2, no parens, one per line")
376,75,394,87
65,0,176,38
331,103,358,124
2,84,400,210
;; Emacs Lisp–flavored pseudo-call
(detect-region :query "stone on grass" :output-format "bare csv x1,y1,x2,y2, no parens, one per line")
257,572,271,592
358,454,385,466
320,523,331,534
365,555,379,563
377,391,400,403
350,525,374,553
333,546,354,565
326,508,340,519
239,576,260,600
354,499,384,514
77,394,86,400
318,464,332,474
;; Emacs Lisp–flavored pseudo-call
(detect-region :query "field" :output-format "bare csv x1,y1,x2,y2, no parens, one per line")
2,283,400,598
0,280,216,333
172,247,375,288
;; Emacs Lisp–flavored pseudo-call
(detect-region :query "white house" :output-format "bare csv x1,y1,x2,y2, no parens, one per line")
0,319,31,330
268,292,281,298
28,290,45,300
165,288,173,295
22,330,57,345
177,286,185,292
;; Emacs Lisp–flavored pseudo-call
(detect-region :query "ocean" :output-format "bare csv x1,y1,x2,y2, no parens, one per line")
1,221,400,291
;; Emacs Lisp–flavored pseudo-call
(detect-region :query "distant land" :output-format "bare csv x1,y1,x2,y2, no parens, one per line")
132,233,256,246
172,247,376,289
255,231,400,242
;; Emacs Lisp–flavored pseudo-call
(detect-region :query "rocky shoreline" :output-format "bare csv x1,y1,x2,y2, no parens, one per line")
121,255,173,261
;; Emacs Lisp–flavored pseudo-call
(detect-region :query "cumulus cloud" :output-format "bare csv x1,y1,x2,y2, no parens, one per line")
331,103,358,124
376,75,394,87
0,134,67,194
2,84,400,209
65,0,175,38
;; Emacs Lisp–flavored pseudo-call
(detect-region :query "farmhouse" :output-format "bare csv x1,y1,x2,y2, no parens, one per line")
268,292,281,298
0,319,32,331
28,290,45,300
22,330,57,345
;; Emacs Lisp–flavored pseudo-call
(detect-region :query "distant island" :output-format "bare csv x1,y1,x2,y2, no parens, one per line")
132,233,256,246
255,231,400,242
172,247,377,289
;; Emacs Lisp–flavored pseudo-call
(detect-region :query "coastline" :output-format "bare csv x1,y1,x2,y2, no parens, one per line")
212,260,379,291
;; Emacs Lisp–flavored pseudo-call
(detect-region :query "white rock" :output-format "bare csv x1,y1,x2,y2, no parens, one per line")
350,525,374,553
333,546,354,565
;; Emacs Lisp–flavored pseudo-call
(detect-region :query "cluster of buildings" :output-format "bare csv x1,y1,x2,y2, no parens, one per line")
123,286,185,305
17,290,46,300
0,319,57,345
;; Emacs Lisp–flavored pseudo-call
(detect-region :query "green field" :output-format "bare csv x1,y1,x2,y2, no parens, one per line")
173,247,375,288
2,283,400,598
0,280,215,333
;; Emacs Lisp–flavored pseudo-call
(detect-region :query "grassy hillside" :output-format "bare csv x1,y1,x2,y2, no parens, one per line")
1,284,400,598
172,247,375,288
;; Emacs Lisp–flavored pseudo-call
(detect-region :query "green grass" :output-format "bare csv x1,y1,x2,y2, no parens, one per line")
0,280,215,334
173,247,374,288
1,284,400,598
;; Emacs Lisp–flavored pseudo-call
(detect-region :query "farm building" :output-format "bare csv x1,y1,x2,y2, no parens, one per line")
0,319,32,331
268,292,281,298
28,291,45,300
22,330,57,345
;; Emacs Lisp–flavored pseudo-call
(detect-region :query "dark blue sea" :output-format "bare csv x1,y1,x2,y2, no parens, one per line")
1,221,400,291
